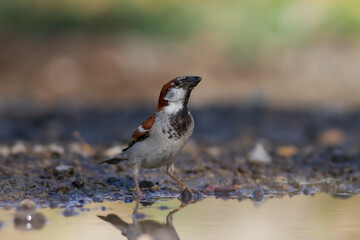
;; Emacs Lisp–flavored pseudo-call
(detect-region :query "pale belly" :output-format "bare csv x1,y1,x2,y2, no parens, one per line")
141,150,177,168
127,138,186,169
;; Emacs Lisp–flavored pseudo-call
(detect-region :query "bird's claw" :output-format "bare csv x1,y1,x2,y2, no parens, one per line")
180,186,200,203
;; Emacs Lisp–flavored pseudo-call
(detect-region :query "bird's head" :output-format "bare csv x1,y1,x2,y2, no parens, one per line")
157,76,201,113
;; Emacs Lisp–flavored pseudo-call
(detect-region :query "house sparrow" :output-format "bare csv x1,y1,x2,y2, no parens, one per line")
99,76,201,198
98,212,180,240
98,197,193,240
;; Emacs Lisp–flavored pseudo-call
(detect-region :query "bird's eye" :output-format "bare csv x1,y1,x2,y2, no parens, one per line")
174,80,181,87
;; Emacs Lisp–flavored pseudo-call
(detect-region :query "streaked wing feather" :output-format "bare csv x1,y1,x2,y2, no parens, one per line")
122,114,155,151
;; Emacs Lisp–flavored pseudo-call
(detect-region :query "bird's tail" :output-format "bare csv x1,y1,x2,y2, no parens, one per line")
97,214,129,230
98,154,128,165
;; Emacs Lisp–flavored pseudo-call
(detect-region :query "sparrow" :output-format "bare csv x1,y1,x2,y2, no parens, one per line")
99,76,201,198
98,197,193,240
98,212,180,240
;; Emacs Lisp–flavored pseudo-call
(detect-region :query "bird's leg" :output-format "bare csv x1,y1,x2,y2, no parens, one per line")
133,167,143,199
132,196,140,227
166,199,191,226
167,164,197,196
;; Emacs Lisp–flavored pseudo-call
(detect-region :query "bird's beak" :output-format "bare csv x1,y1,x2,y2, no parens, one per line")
186,76,202,88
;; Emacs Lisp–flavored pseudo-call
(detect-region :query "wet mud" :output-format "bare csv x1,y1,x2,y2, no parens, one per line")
0,105,360,208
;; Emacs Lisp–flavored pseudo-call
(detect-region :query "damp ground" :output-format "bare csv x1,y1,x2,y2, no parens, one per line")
1,105,360,209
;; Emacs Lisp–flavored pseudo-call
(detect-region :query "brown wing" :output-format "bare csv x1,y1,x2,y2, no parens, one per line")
122,114,155,151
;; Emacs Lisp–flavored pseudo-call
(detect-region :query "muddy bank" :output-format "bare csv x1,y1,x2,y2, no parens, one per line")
0,105,360,208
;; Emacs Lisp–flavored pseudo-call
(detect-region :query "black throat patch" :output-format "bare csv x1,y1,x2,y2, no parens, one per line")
168,106,192,139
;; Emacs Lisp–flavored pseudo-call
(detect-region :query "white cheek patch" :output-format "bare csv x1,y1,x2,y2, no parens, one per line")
165,88,186,102
163,88,186,114
164,89,175,100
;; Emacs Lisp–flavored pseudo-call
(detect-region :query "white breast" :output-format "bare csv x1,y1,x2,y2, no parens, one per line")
126,111,194,169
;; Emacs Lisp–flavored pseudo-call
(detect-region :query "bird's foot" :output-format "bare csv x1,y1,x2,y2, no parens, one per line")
180,186,200,203
129,186,143,200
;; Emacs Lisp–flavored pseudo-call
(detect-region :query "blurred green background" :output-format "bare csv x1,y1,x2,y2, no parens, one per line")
1,0,360,109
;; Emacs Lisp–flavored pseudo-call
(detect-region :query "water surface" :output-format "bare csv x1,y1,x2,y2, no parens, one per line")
1,194,359,240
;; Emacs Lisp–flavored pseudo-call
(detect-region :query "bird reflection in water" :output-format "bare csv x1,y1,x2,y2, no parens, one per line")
98,197,197,240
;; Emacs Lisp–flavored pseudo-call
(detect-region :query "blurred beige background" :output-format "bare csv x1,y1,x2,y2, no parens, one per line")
1,0,360,109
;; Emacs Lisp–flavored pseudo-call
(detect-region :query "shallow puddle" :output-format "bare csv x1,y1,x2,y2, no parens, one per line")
1,194,360,240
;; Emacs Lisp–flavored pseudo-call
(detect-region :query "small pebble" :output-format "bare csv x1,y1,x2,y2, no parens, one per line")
139,180,159,191
49,201,57,209
140,201,153,207
63,208,79,217
303,188,312,195
159,206,169,210
139,180,155,189
134,212,147,220
124,198,132,203
17,199,36,211
92,197,103,203
68,142,84,155
11,141,27,155
252,189,264,201
72,178,84,188
0,145,10,157
104,145,124,157
206,146,222,158
249,141,272,164
14,211,46,230
48,143,65,156
32,144,47,155
53,165,74,177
